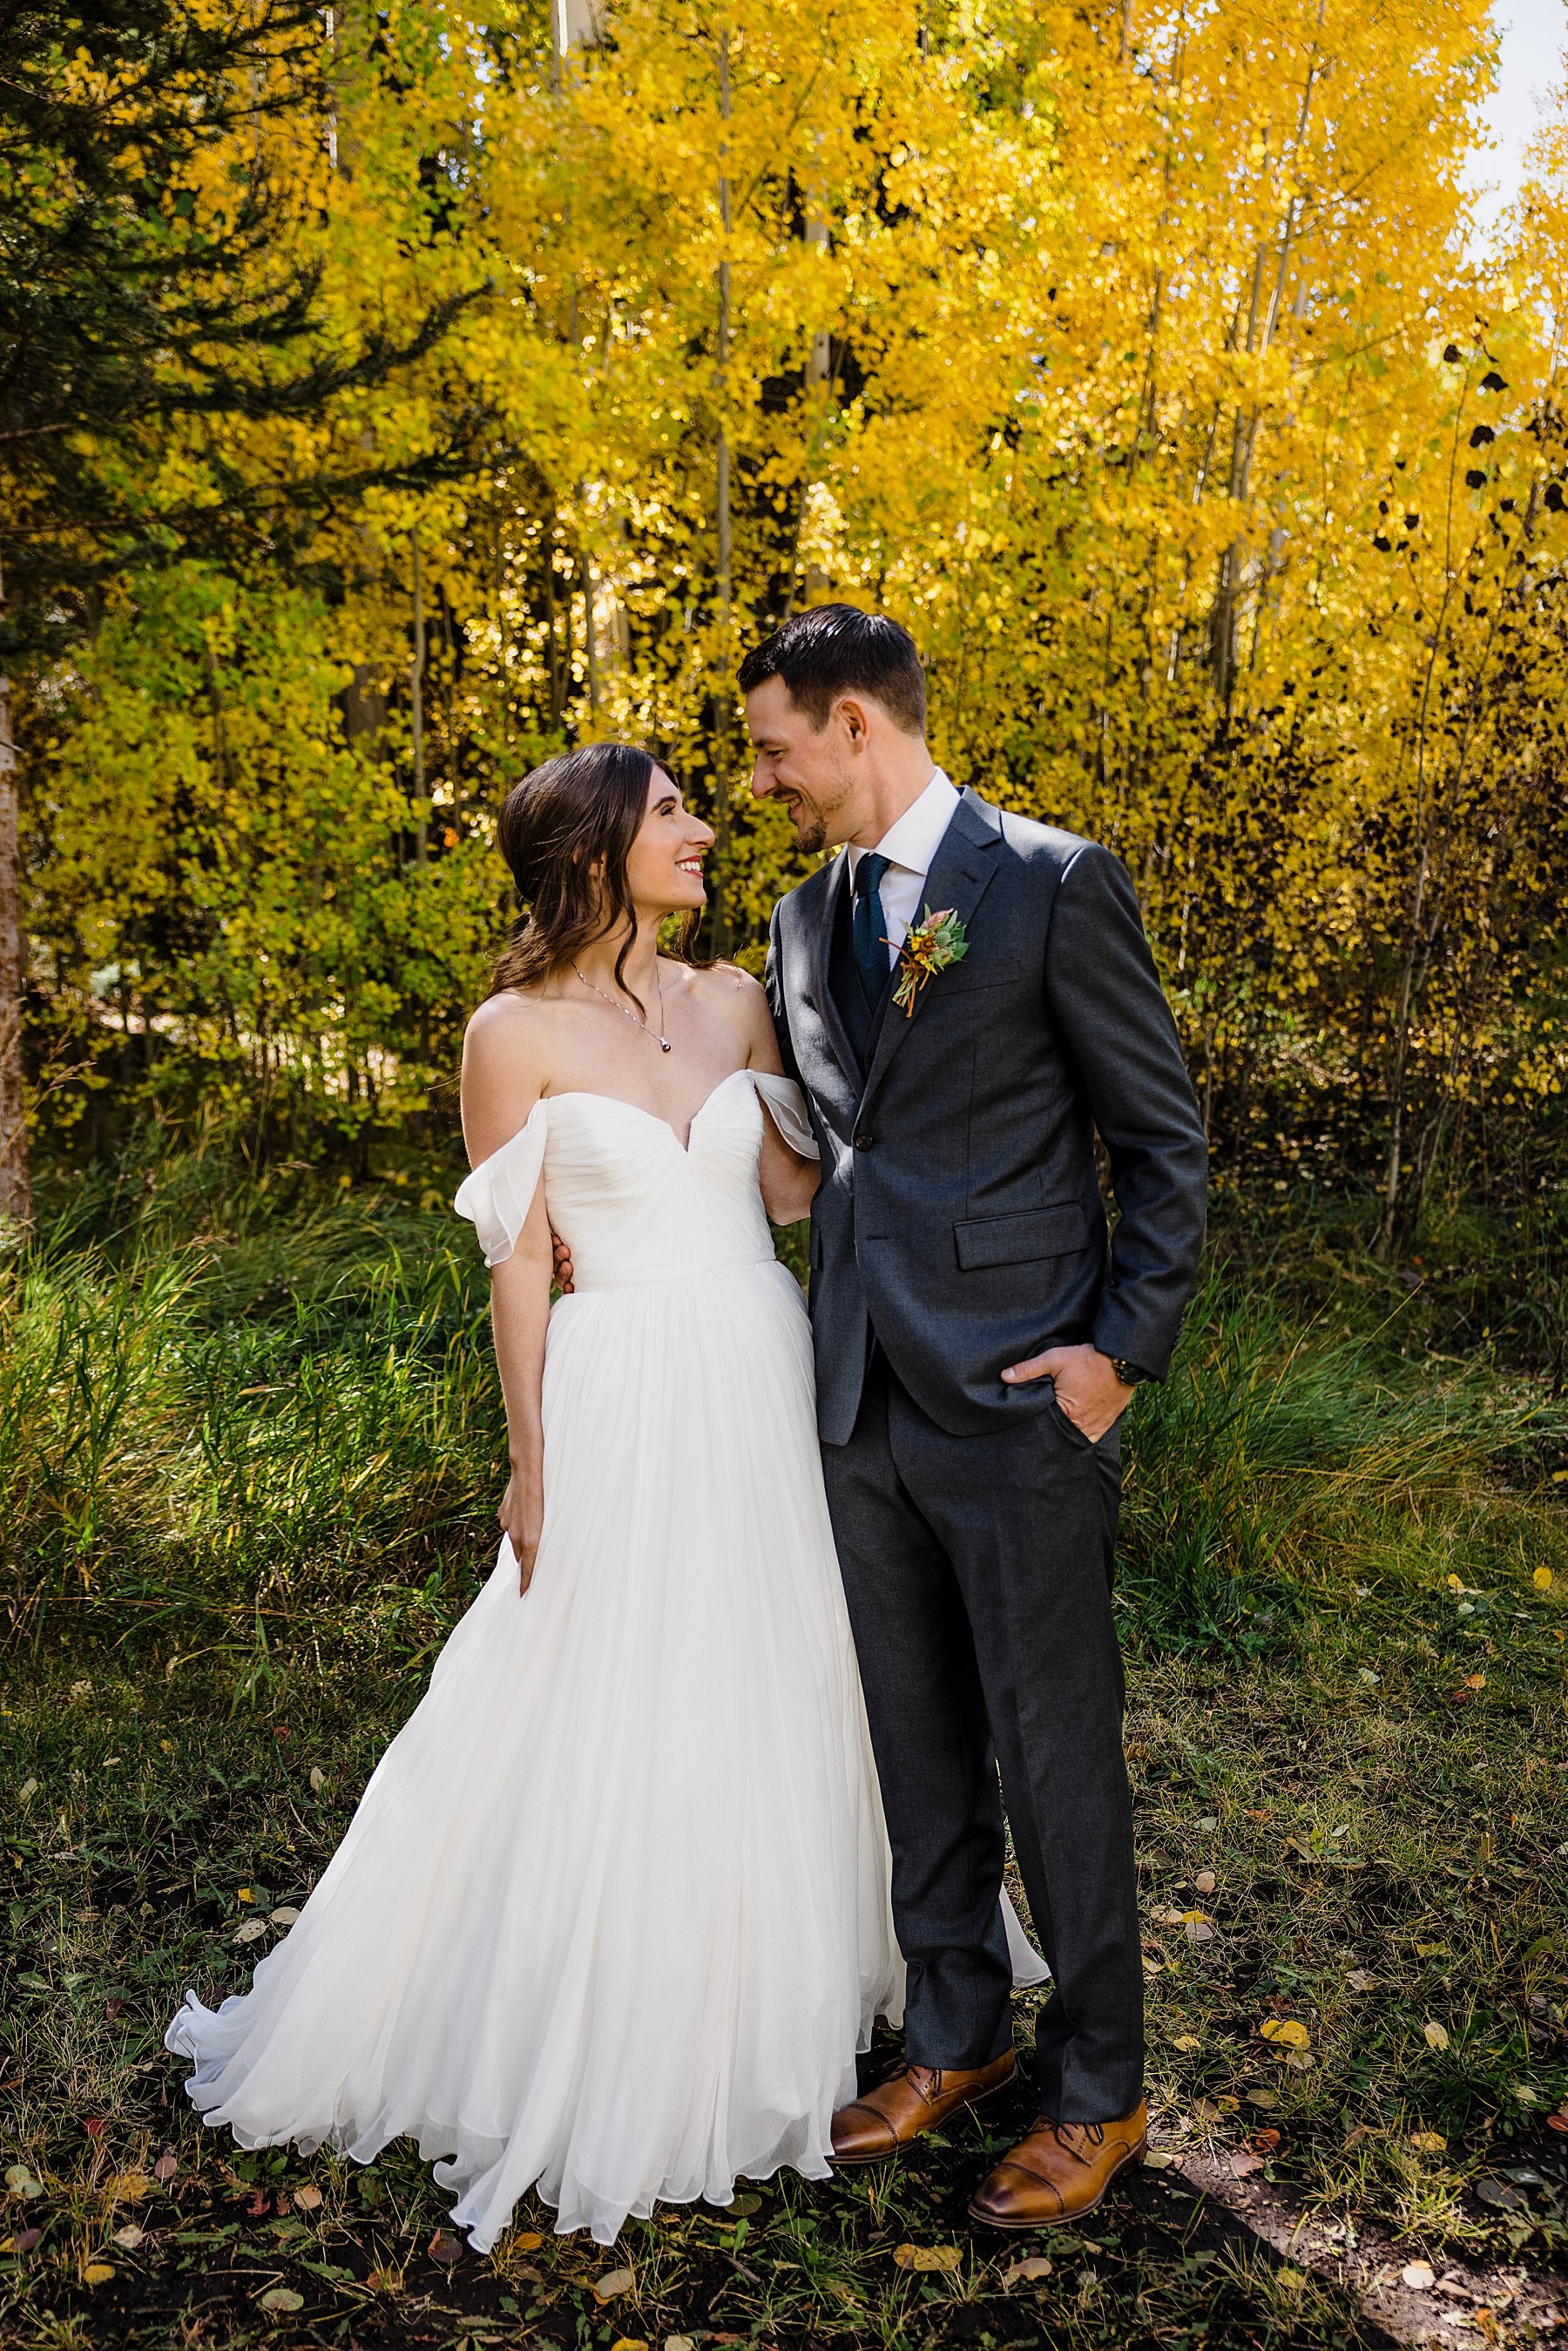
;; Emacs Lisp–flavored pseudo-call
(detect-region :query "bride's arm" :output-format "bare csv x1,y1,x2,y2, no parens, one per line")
731,969,820,1223
462,997,554,1595
488,1210,553,1594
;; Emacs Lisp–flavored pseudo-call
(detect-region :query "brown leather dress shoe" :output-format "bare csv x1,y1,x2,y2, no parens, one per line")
830,2050,1018,2165
968,2100,1148,2228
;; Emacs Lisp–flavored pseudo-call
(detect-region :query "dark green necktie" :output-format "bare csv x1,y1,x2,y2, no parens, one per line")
851,852,893,1013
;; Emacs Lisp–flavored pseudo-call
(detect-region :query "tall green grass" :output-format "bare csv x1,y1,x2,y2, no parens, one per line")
1118,1278,1562,1656
4,1138,1564,1682
1,1138,505,1678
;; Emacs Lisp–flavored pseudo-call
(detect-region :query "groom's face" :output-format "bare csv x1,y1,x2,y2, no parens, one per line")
745,676,860,854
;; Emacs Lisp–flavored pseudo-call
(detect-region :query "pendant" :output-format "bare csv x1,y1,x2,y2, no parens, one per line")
659,1039,672,1053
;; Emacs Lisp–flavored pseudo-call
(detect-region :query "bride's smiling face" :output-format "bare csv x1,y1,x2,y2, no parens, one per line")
623,768,713,918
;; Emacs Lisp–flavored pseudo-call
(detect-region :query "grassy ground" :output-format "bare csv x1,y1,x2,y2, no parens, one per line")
3,1142,1568,2348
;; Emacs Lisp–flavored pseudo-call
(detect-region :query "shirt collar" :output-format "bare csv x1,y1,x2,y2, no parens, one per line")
848,768,961,879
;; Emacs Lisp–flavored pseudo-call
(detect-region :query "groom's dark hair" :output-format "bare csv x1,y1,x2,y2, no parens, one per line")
738,605,926,736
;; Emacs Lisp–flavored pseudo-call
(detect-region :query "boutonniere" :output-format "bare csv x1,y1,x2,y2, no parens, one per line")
891,904,970,1015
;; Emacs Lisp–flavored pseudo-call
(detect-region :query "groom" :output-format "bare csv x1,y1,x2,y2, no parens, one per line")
745,606,1207,2228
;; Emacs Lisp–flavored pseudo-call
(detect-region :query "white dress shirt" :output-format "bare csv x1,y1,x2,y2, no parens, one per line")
846,769,962,965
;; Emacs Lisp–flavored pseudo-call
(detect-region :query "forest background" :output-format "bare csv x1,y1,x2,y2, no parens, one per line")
5,0,1568,1258
4,5,1568,2347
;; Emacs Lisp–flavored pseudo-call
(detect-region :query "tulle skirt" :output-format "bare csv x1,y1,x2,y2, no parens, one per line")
166,1260,906,2248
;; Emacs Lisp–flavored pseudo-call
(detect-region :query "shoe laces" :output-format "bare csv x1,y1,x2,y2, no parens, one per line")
1046,2118,1105,2163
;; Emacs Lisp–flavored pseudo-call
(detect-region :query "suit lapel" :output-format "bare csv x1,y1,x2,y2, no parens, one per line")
859,789,1003,1112
811,850,860,1084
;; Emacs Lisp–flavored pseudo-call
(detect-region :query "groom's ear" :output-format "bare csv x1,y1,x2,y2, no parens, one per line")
835,693,874,748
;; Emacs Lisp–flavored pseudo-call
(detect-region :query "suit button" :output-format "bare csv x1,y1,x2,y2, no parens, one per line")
854,1130,875,1151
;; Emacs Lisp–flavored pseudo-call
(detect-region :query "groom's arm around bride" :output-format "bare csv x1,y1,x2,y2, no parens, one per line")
747,605,1206,2232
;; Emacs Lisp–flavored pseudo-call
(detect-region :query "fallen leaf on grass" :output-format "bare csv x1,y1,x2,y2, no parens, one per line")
1260,2019,1311,2050
1533,1567,1553,1589
17,1778,37,1804
4,2228,43,2254
1345,1969,1375,1992
112,2224,144,2250
5,2164,43,2198
108,2171,152,2202
1143,2149,1176,2170
512,2229,543,2249
1003,2256,1054,2286
291,2183,322,2210
1423,2020,1450,2051
1401,2261,1436,2291
1186,1919,1215,1943
893,2243,963,2273
610,2339,650,2351
1475,2177,1524,2210
1194,1870,1217,1895
1230,2152,1266,2178
269,1907,301,1927
427,2229,463,2265
593,2266,635,2300
1548,2112,1568,2134
82,2117,105,2138
1409,2131,1448,2152
309,1766,327,1792
259,2287,304,2312
83,2263,114,2286
152,2154,178,2182
1172,2034,1202,2051
234,1919,268,1945
1245,2089,1279,2110
1253,2130,1281,2150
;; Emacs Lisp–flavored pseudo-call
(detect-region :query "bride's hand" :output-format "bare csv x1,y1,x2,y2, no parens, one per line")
500,1461,544,1594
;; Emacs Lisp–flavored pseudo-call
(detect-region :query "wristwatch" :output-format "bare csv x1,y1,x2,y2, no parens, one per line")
1111,1358,1151,1389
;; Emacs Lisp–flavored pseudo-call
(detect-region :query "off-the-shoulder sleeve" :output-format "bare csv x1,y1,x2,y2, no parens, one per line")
453,1101,548,1267
752,1072,819,1160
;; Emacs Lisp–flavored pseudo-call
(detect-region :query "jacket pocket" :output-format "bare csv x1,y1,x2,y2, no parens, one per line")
954,1201,1092,1270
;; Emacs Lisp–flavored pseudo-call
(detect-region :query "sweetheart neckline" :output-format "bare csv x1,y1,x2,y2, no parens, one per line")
544,1066,754,1155
466,1066,756,1177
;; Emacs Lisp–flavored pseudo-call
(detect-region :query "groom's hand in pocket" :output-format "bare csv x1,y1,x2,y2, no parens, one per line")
1002,1342,1131,1442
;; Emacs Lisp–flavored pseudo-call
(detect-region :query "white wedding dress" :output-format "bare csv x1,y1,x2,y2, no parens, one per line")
166,1068,1043,2250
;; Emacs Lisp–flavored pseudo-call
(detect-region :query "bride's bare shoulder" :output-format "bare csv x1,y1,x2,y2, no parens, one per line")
464,986,551,1050
680,960,779,1063
461,991,558,1165
681,959,766,1015
462,988,556,1099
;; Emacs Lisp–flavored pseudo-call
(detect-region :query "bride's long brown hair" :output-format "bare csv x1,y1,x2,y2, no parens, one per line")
490,742,710,998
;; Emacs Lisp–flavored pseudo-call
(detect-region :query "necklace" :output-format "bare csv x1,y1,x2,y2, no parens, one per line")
572,959,673,1052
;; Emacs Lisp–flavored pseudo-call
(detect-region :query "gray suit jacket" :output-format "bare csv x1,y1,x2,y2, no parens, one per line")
766,787,1208,1444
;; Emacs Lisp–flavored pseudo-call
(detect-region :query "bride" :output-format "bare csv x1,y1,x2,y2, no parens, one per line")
166,741,1034,2251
